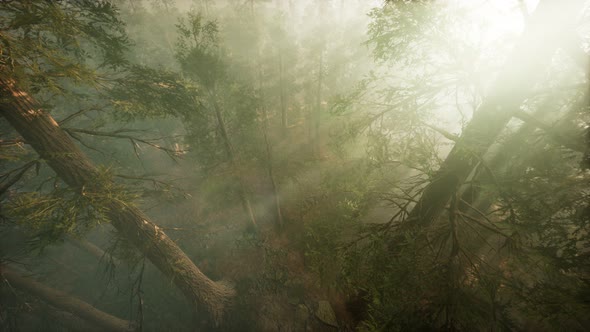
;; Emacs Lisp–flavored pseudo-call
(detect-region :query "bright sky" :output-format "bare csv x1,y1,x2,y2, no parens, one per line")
457,0,539,42
429,0,541,136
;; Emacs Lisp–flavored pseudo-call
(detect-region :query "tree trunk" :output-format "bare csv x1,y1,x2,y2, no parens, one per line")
315,50,323,156
1,266,134,332
279,51,288,134
264,129,284,229
43,307,106,332
401,0,586,230
210,93,258,228
260,94,284,229
0,78,234,325
66,235,121,266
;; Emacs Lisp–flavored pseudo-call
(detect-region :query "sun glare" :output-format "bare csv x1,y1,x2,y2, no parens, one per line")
455,0,540,43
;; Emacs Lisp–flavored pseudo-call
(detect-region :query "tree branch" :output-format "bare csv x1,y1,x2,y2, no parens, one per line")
63,128,184,161
512,110,584,152
0,161,37,197
1,266,135,332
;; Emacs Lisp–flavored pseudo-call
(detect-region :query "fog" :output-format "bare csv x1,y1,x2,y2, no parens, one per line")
1,0,589,331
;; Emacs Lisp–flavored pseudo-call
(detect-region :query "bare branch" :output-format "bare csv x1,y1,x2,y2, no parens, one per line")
58,107,101,125
421,121,459,141
64,130,106,157
63,128,184,161
457,210,510,239
512,110,584,152
0,161,37,197
1,266,135,332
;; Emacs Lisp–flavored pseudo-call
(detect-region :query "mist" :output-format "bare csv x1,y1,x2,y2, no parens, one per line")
1,0,589,331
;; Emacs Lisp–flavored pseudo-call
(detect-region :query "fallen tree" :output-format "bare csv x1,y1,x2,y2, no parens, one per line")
1,266,133,332
0,77,235,325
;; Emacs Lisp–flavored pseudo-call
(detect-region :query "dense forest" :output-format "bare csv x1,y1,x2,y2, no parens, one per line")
1,0,589,331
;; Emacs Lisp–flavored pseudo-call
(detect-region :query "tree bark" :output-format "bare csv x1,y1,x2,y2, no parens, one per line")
0,78,235,325
402,0,586,230
1,266,134,332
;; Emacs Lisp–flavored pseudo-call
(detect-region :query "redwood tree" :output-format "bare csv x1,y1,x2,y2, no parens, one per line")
0,1,234,325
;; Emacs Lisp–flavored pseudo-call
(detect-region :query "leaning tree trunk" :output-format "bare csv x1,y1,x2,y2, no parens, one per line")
402,0,587,230
1,266,134,332
457,22,590,217
0,78,234,325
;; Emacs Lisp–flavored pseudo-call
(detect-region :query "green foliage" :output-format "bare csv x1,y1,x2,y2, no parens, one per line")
235,233,290,293
341,118,590,331
321,3,590,330
2,0,589,331
4,167,138,251
367,1,441,65
173,9,264,170
299,161,373,288
0,0,129,89
175,11,222,88
109,65,200,119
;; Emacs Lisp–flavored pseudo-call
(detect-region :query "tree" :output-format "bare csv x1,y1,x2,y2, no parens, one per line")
175,11,260,228
0,1,233,325
335,0,590,329
1,266,134,332
401,0,587,230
